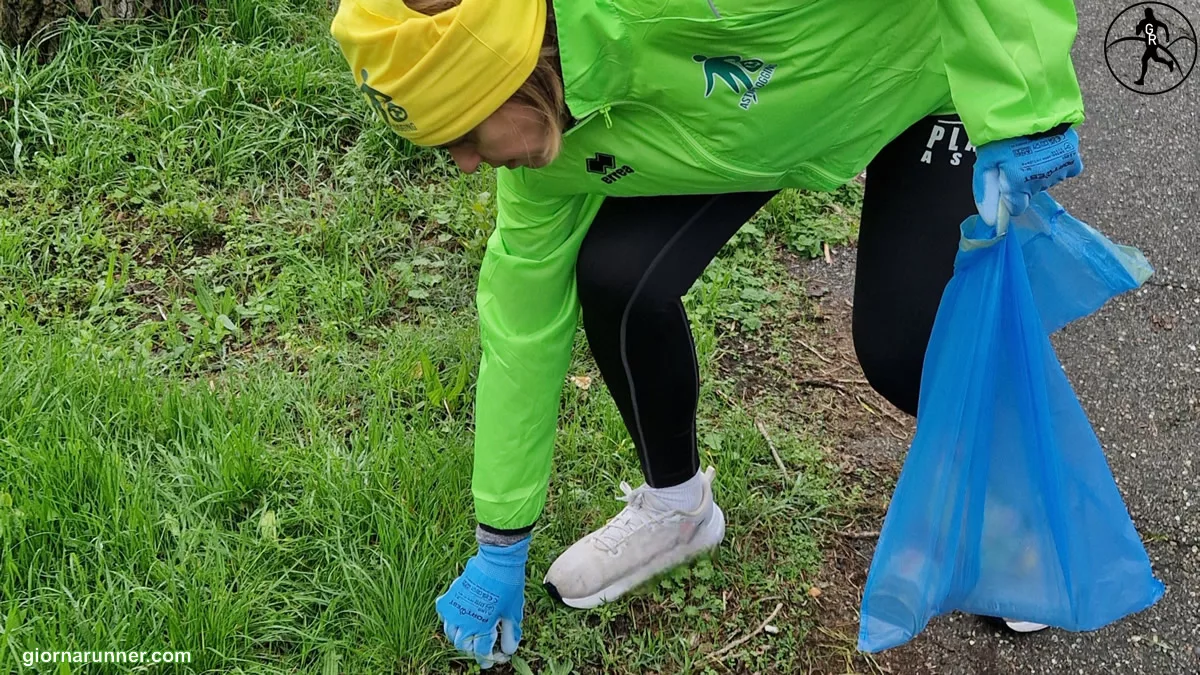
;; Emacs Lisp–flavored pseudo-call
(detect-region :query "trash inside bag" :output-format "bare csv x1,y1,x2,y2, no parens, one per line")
1015,193,1153,333
857,209,1164,653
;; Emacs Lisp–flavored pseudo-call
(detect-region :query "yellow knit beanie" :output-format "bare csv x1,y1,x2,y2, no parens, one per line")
331,0,547,146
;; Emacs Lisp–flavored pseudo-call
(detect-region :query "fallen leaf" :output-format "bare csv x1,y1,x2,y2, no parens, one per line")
259,510,278,542
570,375,592,390
807,586,822,598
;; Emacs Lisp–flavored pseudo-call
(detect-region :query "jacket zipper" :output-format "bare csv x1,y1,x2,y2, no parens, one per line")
613,101,845,185
569,101,846,186
563,109,603,138
611,100,783,179
561,105,612,138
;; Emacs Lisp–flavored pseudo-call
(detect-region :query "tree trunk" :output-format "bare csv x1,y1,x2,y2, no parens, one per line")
0,0,189,52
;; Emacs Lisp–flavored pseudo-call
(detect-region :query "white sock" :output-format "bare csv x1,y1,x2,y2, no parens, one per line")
647,471,705,512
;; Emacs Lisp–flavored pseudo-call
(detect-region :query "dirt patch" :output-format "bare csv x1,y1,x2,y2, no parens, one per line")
189,230,227,257
718,243,931,674
781,246,917,675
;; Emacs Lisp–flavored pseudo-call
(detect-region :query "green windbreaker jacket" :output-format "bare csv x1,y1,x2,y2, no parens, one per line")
467,0,1085,529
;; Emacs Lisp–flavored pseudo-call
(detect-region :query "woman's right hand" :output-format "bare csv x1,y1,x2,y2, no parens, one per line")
434,535,530,669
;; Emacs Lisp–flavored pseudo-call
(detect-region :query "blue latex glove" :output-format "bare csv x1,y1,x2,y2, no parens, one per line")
973,127,1082,229
435,535,530,669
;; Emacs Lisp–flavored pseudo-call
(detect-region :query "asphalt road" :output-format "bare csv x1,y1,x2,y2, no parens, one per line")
872,2,1200,673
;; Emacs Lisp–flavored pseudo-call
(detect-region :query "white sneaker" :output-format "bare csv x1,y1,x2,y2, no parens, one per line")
1003,619,1049,633
543,466,726,609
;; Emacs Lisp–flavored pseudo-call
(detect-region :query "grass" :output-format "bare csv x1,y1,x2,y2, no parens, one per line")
0,3,864,673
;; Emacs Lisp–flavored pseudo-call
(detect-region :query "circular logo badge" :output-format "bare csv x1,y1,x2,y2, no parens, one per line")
1105,2,1197,94
385,102,409,124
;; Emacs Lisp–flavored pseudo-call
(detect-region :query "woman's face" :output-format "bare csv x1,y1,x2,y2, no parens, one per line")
444,100,553,173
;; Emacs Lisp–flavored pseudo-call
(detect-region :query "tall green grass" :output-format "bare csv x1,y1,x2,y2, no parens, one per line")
0,324,481,672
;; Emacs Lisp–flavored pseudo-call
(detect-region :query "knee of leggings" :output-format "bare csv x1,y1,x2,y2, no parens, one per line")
853,334,921,417
576,259,671,316
577,263,635,314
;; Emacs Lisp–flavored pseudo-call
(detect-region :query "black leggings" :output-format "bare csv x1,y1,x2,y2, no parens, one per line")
575,115,976,488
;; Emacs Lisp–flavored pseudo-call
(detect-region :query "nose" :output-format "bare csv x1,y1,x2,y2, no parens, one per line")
448,145,483,174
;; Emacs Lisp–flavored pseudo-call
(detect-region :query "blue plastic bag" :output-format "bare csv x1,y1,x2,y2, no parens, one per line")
1015,193,1153,333
858,207,1165,653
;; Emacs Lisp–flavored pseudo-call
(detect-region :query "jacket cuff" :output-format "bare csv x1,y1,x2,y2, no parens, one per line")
1023,121,1073,141
476,523,534,547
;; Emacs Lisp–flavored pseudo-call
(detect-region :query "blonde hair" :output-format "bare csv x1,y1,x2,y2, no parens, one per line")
406,0,568,163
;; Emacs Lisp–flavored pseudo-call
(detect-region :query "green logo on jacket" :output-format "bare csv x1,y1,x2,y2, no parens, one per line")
693,55,777,109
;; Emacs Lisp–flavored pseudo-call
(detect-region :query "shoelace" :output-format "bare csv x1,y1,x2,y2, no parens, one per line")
593,482,661,553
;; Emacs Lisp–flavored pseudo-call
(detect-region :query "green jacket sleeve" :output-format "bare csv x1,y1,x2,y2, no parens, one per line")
936,0,1085,146
472,170,606,530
